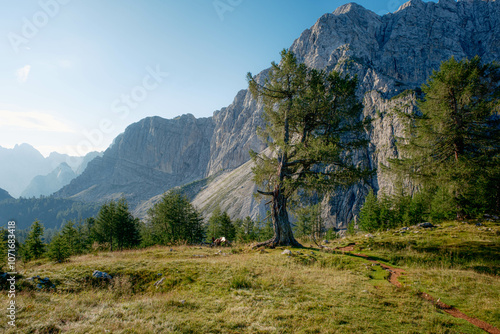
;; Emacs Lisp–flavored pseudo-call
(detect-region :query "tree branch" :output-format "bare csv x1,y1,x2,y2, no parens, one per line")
257,190,274,196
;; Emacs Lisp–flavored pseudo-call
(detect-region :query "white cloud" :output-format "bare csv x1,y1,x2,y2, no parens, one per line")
16,65,31,83
0,110,75,133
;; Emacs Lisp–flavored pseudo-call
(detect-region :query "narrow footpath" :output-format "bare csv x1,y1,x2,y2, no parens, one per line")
333,245,500,334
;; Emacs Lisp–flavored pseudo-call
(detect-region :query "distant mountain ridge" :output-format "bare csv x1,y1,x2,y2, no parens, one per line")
21,163,76,198
55,0,500,227
0,144,48,198
0,144,102,198
0,188,13,201
0,196,100,230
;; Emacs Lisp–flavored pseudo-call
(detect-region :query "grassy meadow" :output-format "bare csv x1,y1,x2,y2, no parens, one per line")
1,220,499,333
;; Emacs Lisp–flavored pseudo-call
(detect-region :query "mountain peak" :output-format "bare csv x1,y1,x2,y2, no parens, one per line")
57,162,72,170
54,0,499,227
14,143,34,149
395,0,427,13
48,151,68,159
21,162,77,198
333,2,367,15
333,2,370,16
14,143,41,155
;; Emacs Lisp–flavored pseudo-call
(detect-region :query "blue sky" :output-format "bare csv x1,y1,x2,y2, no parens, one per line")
0,0,431,157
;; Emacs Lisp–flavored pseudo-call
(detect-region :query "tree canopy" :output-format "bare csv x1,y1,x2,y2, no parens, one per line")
247,49,371,247
144,192,204,245
21,220,45,261
93,198,141,251
206,206,236,242
391,56,500,218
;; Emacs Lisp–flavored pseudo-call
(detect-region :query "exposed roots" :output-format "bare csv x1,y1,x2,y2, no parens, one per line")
252,237,303,249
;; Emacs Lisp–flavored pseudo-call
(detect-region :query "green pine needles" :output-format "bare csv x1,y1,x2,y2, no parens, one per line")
93,198,141,251
247,49,372,247
144,192,205,246
21,220,45,262
356,56,500,232
389,56,500,219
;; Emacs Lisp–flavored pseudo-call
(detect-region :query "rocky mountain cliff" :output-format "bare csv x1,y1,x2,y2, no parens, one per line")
57,0,500,227
56,115,214,208
196,0,500,227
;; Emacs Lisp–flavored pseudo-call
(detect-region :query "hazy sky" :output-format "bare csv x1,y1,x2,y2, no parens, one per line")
0,0,432,157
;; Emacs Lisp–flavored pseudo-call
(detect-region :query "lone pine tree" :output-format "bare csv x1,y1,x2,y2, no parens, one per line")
247,50,371,247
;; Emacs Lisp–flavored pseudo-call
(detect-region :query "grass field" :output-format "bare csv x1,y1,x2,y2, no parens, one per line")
1,220,499,333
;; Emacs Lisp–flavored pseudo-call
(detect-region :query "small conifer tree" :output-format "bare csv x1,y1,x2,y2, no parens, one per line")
206,207,236,242
47,233,71,262
22,220,46,261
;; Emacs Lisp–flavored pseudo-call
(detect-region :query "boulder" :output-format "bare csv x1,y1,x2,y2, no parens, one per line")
28,276,55,289
92,270,112,279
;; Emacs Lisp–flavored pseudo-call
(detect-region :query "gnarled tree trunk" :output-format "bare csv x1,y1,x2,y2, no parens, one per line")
254,186,302,248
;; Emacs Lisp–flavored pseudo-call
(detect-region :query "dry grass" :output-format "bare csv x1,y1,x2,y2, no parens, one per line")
1,221,498,333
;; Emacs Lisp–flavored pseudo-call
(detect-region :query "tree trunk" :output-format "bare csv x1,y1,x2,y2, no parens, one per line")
254,104,302,248
254,188,302,248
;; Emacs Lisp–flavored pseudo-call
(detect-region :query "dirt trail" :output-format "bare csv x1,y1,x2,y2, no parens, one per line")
335,243,355,252
354,253,405,288
419,292,500,334
333,244,500,334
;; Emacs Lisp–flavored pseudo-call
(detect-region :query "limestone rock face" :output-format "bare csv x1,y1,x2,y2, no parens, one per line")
292,0,500,86
284,0,500,228
55,115,214,207
192,156,269,222
58,0,500,228
206,74,268,176
195,0,500,228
